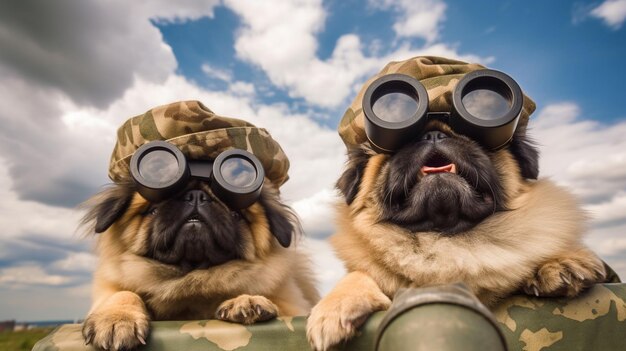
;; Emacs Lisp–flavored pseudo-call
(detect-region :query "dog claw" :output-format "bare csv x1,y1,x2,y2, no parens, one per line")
533,285,539,297
560,272,571,285
594,267,605,278
84,332,94,345
138,335,146,345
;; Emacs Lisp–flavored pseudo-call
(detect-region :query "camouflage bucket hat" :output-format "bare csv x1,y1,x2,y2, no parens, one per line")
338,56,536,149
109,100,290,187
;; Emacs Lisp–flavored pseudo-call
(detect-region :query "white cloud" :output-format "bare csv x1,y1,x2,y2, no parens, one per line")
370,0,447,42
229,81,256,96
0,0,220,107
0,69,113,206
224,0,491,108
585,192,626,226
531,102,626,204
226,0,377,108
52,252,97,273
588,221,626,257
52,72,346,203
531,102,626,278
590,0,626,29
0,265,71,287
0,1,222,206
133,0,221,23
0,157,82,239
292,189,340,238
301,238,346,295
202,63,233,82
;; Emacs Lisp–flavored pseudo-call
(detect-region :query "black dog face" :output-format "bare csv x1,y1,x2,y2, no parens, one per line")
337,122,539,234
84,179,296,272
143,181,244,271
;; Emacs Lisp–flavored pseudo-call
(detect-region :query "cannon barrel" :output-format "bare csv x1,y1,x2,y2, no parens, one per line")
375,284,507,351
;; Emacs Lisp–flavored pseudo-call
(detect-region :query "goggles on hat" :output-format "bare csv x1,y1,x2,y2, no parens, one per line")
130,140,264,209
363,69,523,152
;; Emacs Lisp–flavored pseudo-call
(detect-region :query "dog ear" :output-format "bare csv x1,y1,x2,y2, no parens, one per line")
509,131,540,180
258,190,299,247
336,147,370,205
81,182,134,234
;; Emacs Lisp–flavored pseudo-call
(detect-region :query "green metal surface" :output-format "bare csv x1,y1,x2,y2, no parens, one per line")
376,284,507,351
33,284,626,351
378,304,506,351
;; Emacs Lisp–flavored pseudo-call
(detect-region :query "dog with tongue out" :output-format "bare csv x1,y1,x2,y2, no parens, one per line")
306,56,611,351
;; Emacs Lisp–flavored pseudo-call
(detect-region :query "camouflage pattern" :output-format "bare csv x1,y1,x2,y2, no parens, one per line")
338,56,537,150
109,100,290,187
34,284,626,351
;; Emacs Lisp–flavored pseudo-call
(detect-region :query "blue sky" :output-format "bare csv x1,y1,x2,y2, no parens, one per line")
156,0,626,125
0,0,625,321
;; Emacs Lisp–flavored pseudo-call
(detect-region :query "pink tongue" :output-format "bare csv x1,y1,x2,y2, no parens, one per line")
421,164,456,175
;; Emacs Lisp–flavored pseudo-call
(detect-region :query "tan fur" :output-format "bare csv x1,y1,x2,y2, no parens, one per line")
333,177,603,304
306,272,391,349
84,181,320,350
307,147,605,351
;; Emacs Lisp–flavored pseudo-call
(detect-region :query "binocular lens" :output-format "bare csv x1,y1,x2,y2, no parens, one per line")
452,70,523,149
461,89,511,121
138,149,180,184
372,90,419,123
220,157,257,187
363,74,429,153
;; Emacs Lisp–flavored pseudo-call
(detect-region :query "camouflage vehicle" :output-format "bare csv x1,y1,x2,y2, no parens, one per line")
34,276,626,351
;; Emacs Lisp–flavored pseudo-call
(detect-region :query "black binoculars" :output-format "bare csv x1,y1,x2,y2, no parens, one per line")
130,140,264,209
363,69,523,152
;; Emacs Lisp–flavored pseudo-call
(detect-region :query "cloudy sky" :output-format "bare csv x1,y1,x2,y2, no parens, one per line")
1,0,625,321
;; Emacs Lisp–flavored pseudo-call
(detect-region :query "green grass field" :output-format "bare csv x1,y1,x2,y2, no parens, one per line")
0,328,54,351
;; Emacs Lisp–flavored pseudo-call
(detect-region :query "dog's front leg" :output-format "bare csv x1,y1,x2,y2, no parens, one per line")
306,271,391,351
82,289,150,351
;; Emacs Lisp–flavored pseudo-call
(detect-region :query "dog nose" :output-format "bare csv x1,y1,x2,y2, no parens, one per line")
183,190,210,206
422,130,448,142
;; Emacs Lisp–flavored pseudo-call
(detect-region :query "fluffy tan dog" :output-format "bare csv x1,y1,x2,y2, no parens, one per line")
306,57,607,350
80,101,319,351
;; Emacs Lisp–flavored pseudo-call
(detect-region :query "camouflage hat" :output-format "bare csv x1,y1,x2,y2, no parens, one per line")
109,100,290,186
338,56,536,149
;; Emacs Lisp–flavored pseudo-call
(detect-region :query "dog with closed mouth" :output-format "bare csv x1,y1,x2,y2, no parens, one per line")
306,56,608,351
81,101,319,351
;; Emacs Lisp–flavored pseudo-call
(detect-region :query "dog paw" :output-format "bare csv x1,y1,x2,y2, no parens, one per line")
306,292,391,351
523,253,606,298
82,306,149,351
216,295,278,324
